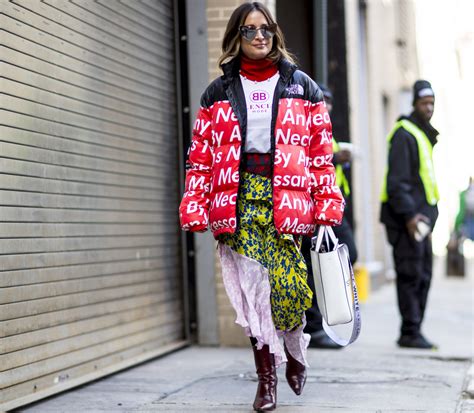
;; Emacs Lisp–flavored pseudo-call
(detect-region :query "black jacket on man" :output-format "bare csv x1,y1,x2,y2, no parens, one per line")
380,111,439,339
380,111,439,230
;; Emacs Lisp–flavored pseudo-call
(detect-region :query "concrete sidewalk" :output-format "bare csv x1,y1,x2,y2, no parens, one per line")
17,258,474,413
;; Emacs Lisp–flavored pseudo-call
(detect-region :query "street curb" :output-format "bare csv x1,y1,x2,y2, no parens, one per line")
457,361,474,413
465,362,474,398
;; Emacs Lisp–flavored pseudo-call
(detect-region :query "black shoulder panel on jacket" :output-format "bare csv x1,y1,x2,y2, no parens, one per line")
200,76,227,108
299,71,324,103
281,70,324,103
311,81,325,103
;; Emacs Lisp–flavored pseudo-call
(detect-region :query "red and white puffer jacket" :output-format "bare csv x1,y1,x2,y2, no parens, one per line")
179,58,344,237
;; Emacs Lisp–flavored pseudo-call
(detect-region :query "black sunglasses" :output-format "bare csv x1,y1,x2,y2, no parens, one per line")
239,23,277,42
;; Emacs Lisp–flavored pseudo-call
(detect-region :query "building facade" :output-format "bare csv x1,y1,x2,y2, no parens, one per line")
345,0,419,279
0,1,188,409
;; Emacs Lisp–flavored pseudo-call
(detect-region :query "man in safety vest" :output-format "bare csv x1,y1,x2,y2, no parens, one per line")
302,85,358,349
380,80,439,349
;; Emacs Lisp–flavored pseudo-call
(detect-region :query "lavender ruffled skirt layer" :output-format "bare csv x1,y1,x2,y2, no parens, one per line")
218,243,310,368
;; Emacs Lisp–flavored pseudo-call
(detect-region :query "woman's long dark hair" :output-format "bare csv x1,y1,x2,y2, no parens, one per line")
217,2,296,67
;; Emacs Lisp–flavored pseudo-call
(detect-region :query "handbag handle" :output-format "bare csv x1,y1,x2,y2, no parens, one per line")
312,225,339,252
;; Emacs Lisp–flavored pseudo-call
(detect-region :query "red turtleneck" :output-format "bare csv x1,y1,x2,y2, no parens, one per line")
240,54,278,82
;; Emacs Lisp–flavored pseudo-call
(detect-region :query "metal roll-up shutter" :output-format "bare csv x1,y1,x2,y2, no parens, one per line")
0,0,185,409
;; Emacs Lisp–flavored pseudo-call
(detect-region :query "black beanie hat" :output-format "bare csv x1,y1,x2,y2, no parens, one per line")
413,80,434,105
319,84,333,102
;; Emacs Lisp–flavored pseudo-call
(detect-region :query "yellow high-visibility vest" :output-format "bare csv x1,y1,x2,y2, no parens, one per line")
380,119,439,205
333,139,350,196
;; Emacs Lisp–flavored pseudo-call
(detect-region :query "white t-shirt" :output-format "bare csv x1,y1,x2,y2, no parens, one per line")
240,73,280,153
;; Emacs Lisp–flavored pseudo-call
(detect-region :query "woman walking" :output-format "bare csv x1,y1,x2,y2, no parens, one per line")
179,2,344,411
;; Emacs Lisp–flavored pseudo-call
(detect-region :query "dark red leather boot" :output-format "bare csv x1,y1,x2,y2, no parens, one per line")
284,344,307,395
251,344,277,411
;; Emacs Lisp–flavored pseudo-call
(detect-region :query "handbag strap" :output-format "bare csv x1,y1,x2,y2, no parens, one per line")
312,225,339,252
322,251,362,346
326,226,339,248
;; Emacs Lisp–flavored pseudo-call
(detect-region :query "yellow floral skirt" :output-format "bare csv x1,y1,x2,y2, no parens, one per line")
219,172,313,331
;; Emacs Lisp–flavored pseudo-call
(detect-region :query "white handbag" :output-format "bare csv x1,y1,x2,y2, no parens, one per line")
310,225,361,346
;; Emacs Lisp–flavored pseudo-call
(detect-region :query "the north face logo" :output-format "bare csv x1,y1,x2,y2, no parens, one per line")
286,84,304,95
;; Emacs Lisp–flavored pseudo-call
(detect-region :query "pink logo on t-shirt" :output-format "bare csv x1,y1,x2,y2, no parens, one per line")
250,90,269,103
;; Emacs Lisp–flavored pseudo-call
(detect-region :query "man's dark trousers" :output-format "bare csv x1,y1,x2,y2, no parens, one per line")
386,227,433,337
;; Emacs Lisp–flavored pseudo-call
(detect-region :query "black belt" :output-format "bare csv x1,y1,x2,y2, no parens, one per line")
242,153,272,178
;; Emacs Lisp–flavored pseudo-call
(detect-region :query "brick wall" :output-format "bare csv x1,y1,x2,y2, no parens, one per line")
206,0,243,82
207,0,276,81
205,0,275,346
